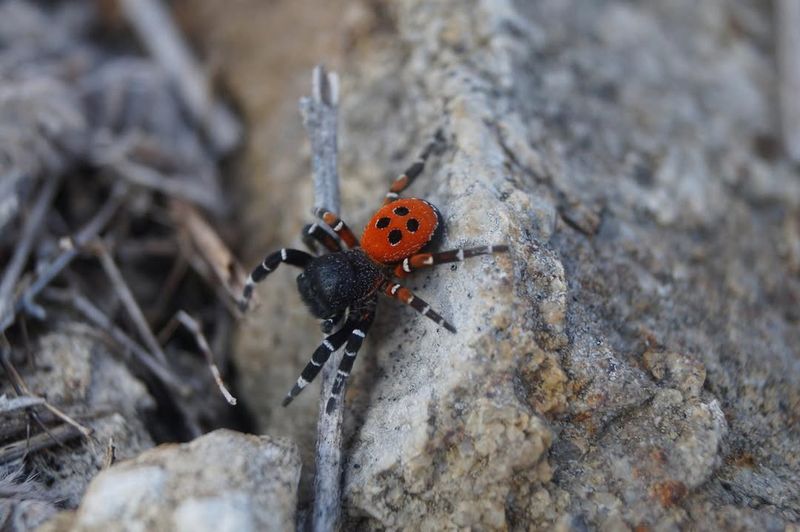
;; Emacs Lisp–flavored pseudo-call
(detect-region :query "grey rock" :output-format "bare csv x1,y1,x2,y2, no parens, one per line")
55,429,300,532
188,0,799,529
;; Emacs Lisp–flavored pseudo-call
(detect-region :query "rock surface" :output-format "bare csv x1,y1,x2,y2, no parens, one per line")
44,429,300,532
185,0,800,529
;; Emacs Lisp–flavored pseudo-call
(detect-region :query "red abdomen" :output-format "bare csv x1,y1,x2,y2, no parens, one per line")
361,198,440,264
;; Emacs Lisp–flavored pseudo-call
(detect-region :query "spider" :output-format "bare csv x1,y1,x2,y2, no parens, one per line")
239,136,507,413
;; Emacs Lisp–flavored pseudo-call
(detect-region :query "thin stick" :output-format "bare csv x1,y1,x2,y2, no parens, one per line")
1,184,126,331
0,175,61,329
301,65,344,532
777,0,800,161
0,424,81,465
94,242,170,365
0,346,93,440
118,0,242,157
41,288,189,395
160,310,237,405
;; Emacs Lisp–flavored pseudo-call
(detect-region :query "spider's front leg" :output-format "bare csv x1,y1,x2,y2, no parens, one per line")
313,208,360,249
325,297,377,414
240,248,312,311
281,321,355,406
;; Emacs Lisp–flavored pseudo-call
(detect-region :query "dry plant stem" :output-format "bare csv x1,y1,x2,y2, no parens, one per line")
1,184,127,331
0,423,81,465
0,395,46,415
106,159,224,215
0,345,93,440
160,310,237,405
301,65,344,532
95,242,170,365
0,175,61,329
118,0,241,156
777,0,800,161
41,288,188,395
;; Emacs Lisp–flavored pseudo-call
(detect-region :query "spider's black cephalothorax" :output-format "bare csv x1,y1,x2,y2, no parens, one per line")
240,134,507,413
296,250,382,319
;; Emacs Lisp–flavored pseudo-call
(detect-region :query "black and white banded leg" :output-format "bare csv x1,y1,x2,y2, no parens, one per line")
239,248,312,311
382,281,456,333
383,129,444,205
281,321,355,406
393,244,508,278
302,222,342,254
325,298,377,414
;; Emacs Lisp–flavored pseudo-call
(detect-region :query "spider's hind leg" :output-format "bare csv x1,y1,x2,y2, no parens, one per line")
383,129,445,205
393,244,508,278
383,280,456,333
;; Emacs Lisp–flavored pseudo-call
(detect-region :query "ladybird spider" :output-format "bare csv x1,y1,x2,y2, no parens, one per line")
239,136,507,413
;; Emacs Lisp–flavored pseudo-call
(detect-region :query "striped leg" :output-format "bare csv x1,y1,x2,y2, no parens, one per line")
302,222,342,254
393,244,508,278
281,322,355,407
383,281,456,333
325,298,377,414
383,130,444,205
312,208,359,249
239,248,312,311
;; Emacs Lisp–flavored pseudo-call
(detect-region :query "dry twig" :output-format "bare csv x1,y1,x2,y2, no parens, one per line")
94,241,170,365
0,175,61,330
301,65,345,532
2,184,127,331
159,310,237,405
41,288,188,395
0,424,82,465
118,0,241,156
777,0,800,161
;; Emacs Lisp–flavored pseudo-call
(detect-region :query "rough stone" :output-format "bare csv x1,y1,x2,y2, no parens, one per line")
184,0,800,529
48,430,300,532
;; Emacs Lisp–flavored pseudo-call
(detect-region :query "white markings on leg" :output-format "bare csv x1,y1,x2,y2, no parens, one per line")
390,284,400,295
353,329,365,338
421,305,431,315
323,339,334,351
403,258,411,273
423,256,434,265
456,249,465,261
296,376,309,389
281,248,288,260
334,221,344,231
344,350,356,358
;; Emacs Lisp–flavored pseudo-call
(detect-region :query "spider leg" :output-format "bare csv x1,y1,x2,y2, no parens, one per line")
325,297,377,414
382,280,456,333
312,208,360,248
281,321,355,406
383,129,444,205
302,222,342,254
320,311,346,334
240,248,312,311
393,244,508,278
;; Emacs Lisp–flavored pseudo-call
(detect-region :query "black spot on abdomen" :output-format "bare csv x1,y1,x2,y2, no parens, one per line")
406,219,419,232
376,217,391,228
393,206,409,216
388,229,403,245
